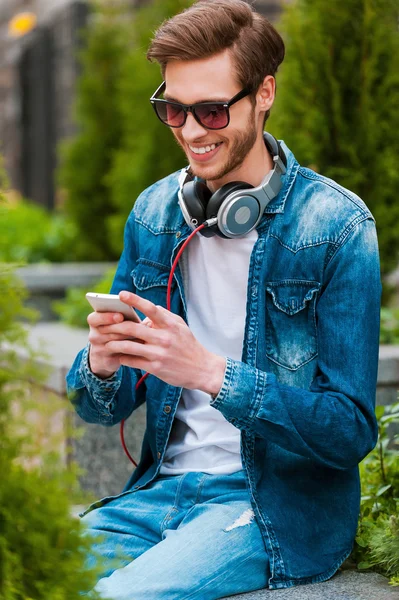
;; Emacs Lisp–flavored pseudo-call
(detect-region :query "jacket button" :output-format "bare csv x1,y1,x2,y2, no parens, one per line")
164,405,171,414
176,231,181,238
157,452,161,459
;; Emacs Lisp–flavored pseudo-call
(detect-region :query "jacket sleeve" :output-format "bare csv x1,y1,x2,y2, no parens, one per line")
210,216,382,470
66,211,146,426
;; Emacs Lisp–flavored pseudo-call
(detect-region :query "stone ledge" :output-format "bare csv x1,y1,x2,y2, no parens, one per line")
16,262,117,292
224,570,397,599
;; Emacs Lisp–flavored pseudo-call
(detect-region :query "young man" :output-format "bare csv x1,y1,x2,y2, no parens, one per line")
67,1,381,598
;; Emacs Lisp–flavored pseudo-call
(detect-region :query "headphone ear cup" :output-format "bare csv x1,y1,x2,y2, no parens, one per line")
205,181,253,220
182,180,212,225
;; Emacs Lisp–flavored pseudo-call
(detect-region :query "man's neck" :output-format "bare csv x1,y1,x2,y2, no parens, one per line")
207,134,274,192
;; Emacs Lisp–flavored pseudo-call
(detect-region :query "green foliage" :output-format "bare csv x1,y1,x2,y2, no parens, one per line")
58,1,131,261
105,0,191,255
0,269,107,599
269,0,399,280
0,200,81,263
380,307,399,345
58,0,191,260
52,268,116,328
352,403,399,585
0,465,101,600
0,176,105,598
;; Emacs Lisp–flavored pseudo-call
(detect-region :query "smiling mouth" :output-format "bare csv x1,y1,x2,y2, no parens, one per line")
189,142,222,155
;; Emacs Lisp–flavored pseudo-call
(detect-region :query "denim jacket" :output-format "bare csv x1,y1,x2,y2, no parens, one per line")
66,141,381,590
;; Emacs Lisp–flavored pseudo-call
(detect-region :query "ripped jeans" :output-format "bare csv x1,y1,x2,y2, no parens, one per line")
81,469,270,599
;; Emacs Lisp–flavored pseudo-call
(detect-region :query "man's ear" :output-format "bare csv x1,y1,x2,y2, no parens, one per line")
256,75,275,113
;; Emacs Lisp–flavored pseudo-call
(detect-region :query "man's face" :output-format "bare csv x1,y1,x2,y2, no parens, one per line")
164,50,260,185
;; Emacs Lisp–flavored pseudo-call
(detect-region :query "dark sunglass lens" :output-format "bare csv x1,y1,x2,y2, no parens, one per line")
165,103,186,127
195,104,228,129
154,102,184,127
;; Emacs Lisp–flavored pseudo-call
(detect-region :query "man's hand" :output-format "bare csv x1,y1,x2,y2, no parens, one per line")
97,290,226,396
87,310,135,379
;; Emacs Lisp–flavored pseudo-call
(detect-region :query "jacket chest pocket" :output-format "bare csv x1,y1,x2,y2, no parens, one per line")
131,260,170,315
265,280,320,370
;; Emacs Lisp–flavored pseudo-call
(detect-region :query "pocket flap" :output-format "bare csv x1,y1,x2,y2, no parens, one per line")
131,260,170,291
266,280,320,315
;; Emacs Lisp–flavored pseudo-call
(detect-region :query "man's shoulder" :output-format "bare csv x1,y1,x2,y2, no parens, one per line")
279,163,376,250
132,169,184,233
297,166,373,219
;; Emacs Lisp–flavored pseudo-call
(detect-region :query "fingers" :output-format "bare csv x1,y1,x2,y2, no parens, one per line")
119,291,177,327
98,320,161,342
88,330,138,346
87,311,124,328
105,339,155,360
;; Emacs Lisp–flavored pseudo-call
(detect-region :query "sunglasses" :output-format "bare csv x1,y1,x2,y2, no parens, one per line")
150,82,253,130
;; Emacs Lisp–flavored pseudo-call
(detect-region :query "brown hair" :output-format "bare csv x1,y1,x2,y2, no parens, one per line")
147,0,285,123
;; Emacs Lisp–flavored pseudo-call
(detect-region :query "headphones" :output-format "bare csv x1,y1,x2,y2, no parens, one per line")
178,132,287,239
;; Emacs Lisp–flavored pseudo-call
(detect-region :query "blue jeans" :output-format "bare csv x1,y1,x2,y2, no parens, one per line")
82,469,270,599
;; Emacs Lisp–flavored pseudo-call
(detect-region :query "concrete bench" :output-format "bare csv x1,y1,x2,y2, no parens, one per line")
225,570,397,599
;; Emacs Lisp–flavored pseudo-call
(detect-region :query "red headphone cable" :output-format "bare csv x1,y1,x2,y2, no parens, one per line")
120,222,209,466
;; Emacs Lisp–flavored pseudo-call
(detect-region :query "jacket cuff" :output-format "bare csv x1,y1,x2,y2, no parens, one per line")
79,343,122,408
210,357,267,430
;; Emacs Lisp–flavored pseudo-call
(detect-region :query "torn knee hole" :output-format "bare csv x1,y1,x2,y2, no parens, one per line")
224,508,255,532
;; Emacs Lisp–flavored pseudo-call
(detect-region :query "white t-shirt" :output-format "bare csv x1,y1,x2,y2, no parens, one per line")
159,228,258,475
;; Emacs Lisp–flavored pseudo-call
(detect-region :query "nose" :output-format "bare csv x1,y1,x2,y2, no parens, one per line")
181,112,208,142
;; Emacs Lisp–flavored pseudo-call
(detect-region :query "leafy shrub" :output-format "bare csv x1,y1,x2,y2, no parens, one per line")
0,171,106,598
58,0,191,261
52,267,116,328
105,0,192,256
0,199,82,263
269,0,399,283
380,308,399,345
57,1,131,261
352,403,399,585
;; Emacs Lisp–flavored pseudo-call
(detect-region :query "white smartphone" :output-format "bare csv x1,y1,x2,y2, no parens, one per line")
86,293,141,322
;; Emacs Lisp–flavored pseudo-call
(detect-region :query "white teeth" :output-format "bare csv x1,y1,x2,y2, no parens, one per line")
190,143,218,155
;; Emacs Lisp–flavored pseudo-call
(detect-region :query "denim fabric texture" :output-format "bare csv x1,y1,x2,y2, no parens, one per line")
82,470,270,599
66,139,382,590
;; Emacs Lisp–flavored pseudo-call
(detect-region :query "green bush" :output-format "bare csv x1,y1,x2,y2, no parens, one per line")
58,0,191,260
352,403,399,585
105,0,192,255
0,265,106,599
0,171,105,598
380,308,399,345
0,200,81,263
58,1,131,261
269,0,399,284
52,267,116,328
